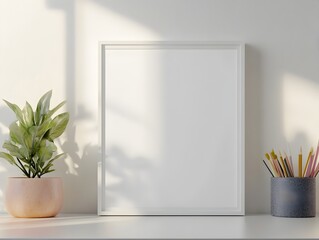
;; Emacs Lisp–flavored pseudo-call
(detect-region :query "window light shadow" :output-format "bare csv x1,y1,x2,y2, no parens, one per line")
282,73,319,147
44,0,160,213
282,72,319,210
0,106,12,213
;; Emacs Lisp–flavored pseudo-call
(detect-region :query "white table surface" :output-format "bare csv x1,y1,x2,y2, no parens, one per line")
0,214,318,239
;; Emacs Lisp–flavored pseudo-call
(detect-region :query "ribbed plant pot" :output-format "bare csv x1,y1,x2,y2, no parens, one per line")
5,177,63,218
271,177,315,218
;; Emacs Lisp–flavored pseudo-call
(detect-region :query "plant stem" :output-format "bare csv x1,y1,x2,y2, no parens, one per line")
16,158,29,177
29,158,39,178
14,164,28,177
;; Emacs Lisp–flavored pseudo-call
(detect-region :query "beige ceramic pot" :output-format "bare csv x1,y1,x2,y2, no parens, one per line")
5,177,63,218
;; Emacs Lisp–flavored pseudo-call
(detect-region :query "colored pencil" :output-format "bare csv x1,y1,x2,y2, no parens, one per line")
305,155,314,177
283,158,291,177
284,151,294,177
303,147,313,177
298,147,302,178
279,151,288,177
263,145,319,178
271,150,284,177
265,153,278,177
286,145,295,175
263,160,274,177
310,141,319,177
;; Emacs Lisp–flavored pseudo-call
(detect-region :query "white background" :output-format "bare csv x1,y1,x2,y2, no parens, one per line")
0,0,319,214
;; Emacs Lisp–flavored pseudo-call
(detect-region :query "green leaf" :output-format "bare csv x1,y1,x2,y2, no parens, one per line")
19,157,30,164
35,90,52,125
30,167,37,175
19,147,30,161
25,164,38,177
22,101,34,127
28,125,38,137
45,101,66,120
41,160,54,175
23,129,33,150
0,152,16,165
47,112,69,140
45,169,55,174
38,152,65,175
43,163,53,171
36,118,52,139
32,155,39,164
9,122,32,153
50,153,66,162
3,100,25,126
9,122,24,145
3,141,24,159
37,141,57,163
27,126,39,149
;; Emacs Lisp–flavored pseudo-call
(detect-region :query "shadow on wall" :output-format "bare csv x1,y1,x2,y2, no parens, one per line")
53,106,97,213
244,45,264,213
45,0,99,213
0,106,15,128
0,106,15,213
92,0,235,37
102,146,152,213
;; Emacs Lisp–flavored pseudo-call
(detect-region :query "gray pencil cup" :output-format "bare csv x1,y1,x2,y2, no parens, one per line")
271,177,316,217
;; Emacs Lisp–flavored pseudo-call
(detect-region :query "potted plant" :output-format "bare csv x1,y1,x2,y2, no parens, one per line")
0,90,69,218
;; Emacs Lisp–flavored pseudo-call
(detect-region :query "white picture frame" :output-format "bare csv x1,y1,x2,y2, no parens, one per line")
98,41,245,215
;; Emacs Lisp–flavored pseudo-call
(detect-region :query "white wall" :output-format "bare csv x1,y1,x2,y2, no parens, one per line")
0,0,319,214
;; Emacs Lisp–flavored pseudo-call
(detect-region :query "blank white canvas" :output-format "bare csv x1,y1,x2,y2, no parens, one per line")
99,42,244,215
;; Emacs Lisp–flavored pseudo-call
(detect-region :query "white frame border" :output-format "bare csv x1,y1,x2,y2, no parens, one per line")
98,41,245,215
